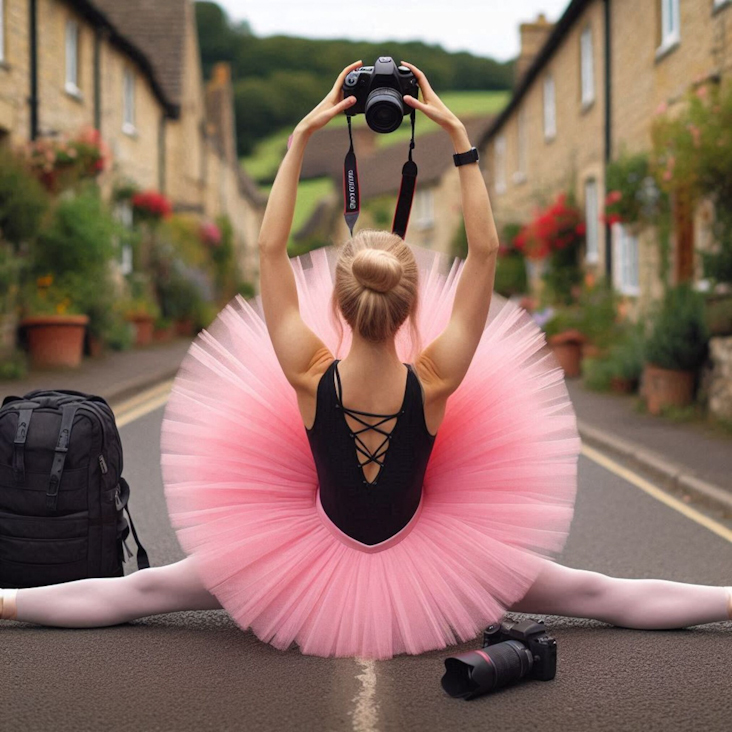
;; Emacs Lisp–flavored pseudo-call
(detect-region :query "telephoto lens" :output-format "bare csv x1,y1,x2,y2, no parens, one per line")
441,640,534,700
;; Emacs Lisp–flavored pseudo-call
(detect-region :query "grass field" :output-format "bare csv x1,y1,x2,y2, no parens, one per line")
242,89,509,184
259,176,334,250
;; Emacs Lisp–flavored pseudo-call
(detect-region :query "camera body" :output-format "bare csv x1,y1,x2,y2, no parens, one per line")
441,618,557,700
482,618,557,682
342,56,420,133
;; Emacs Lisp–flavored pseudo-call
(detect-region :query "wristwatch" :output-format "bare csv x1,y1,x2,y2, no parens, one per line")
453,146,480,167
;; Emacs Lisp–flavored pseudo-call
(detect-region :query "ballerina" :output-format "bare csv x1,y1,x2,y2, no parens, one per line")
2,60,730,659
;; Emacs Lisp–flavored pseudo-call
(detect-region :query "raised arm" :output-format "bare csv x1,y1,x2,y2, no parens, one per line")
258,61,361,389
402,62,500,397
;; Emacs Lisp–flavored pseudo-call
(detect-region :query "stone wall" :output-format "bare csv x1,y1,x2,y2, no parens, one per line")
706,336,732,421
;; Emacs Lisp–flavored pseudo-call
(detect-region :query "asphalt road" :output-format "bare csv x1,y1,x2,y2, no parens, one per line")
2,400,731,732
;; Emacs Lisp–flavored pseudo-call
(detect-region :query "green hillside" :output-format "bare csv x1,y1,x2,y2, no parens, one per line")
242,90,509,185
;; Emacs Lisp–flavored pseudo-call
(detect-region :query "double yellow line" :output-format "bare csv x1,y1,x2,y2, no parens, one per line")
112,380,732,543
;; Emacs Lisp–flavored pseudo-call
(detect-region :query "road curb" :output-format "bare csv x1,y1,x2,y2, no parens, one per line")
577,419,732,516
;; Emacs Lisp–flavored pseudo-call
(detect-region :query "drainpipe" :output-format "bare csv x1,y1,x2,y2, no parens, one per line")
94,29,102,132
28,0,38,140
603,0,613,281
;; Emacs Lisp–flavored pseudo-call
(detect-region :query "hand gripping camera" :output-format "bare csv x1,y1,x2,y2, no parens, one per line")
340,56,421,239
441,619,557,701
342,56,420,133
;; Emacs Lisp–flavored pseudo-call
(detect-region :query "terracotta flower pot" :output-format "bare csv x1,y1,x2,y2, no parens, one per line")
610,376,637,394
153,325,175,343
20,314,89,369
642,363,695,415
88,334,105,358
125,313,155,347
582,342,604,360
548,329,586,378
175,318,195,337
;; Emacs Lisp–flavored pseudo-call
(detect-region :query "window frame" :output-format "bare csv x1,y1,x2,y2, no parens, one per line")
658,0,680,54
0,0,6,65
580,25,595,107
123,67,137,135
65,19,81,97
713,0,731,10
412,187,435,230
494,134,507,194
543,74,556,141
513,106,527,184
612,223,640,296
584,179,599,265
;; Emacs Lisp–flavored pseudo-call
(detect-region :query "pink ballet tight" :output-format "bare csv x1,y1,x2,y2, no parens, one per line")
2,557,731,631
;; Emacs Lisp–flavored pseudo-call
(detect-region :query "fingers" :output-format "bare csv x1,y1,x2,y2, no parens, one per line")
403,95,428,113
399,60,434,98
331,60,364,98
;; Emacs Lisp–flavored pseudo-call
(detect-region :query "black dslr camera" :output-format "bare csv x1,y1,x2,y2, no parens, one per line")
342,56,420,133
441,618,557,700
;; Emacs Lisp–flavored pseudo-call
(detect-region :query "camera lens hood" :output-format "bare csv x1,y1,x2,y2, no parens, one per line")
364,87,404,133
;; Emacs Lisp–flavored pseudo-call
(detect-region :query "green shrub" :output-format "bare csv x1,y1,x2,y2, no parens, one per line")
644,284,710,371
0,350,29,380
237,281,256,299
575,279,624,349
494,253,528,297
543,307,583,338
105,315,134,351
581,357,614,392
0,148,49,247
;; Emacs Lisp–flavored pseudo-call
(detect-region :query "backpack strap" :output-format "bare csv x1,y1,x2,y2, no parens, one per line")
13,406,37,485
118,477,150,570
46,403,80,512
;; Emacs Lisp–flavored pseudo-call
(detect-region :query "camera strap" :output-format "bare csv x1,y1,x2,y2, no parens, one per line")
343,108,418,239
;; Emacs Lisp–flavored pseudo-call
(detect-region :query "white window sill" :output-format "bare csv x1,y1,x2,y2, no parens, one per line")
494,183,507,195
616,285,640,297
65,83,83,102
580,96,595,113
122,122,138,138
585,252,599,265
512,171,527,185
655,36,680,63
544,131,556,143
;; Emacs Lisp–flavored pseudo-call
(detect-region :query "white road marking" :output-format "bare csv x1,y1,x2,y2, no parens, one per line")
351,658,379,732
581,444,732,544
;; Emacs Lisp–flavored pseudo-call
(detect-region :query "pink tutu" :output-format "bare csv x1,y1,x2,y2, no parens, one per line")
159,244,580,660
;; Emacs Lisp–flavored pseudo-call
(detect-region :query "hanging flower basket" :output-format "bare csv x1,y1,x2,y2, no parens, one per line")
20,314,89,369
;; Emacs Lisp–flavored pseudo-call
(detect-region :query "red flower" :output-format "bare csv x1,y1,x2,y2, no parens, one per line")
132,190,173,219
200,221,222,247
575,222,587,236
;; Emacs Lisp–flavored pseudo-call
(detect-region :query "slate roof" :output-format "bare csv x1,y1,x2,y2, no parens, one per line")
90,0,188,114
340,115,496,199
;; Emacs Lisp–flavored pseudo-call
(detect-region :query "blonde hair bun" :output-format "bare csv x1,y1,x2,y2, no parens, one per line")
352,249,403,293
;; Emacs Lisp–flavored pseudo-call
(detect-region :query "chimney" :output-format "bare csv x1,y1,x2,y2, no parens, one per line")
516,13,554,85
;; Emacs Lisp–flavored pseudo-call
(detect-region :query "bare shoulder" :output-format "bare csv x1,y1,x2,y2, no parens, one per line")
412,352,451,436
293,346,335,430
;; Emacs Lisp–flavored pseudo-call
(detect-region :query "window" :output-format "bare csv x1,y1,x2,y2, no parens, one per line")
494,134,506,193
65,20,80,95
123,68,136,134
0,0,5,64
413,188,434,229
714,0,730,8
584,179,599,264
514,107,527,183
612,223,640,295
659,0,680,50
580,26,595,106
543,74,556,140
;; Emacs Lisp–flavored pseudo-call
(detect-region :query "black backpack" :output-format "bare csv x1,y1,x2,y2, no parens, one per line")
0,388,150,589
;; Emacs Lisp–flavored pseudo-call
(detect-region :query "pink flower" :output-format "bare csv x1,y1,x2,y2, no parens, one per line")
663,169,673,182
695,85,708,100
655,101,669,116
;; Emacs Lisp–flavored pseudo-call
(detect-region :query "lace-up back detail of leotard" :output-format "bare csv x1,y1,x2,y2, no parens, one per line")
305,359,436,546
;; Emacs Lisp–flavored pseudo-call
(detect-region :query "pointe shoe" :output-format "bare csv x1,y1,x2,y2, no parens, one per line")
0,588,18,621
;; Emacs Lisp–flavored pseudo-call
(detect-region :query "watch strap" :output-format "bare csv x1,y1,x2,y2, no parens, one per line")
453,146,479,167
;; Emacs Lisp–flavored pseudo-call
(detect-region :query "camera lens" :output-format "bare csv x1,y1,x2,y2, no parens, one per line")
364,87,404,133
441,640,534,700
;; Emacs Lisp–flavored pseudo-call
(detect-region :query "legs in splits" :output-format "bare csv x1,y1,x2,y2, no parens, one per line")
0,556,222,628
508,559,732,629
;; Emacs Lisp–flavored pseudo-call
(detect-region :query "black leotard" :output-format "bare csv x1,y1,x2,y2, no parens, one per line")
305,359,436,546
